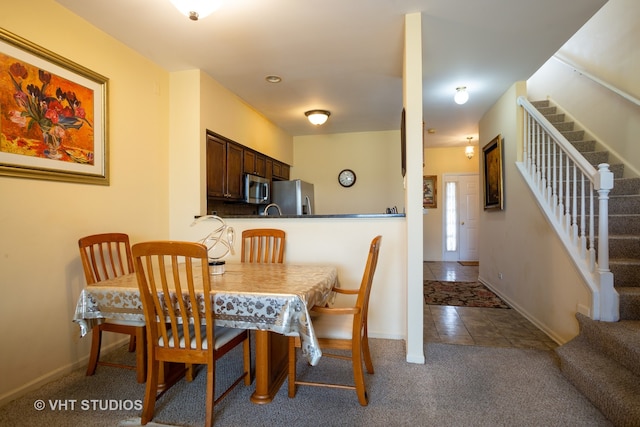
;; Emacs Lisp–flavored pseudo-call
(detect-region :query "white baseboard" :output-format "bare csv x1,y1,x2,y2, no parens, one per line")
0,337,129,408
477,275,566,345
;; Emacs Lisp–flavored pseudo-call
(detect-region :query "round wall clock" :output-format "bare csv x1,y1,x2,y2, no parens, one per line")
338,169,356,187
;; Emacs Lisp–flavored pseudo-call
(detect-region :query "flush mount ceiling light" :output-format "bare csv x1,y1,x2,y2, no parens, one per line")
465,136,475,159
305,110,331,125
454,86,469,105
169,0,223,21
265,75,282,83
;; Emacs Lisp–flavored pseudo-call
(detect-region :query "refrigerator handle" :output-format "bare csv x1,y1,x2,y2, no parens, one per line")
305,195,312,215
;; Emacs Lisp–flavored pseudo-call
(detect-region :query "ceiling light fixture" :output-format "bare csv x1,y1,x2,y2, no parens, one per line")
169,0,223,21
454,86,469,105
265,75,282,83
305,110,330,125
465,136,475,159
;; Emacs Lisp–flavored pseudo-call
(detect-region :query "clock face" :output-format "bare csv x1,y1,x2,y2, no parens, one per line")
338,169,356,187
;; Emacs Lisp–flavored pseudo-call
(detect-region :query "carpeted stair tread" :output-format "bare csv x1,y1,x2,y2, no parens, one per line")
618,287,640,320
561,130,585,141
544,113,566,123
556,335,640,427
612,177,640,195
530,100,550,108
608,235,640,259
570,139,597,152
532,98,640,426
604,194,640,214
535,106,556,115
611,259,640,290
552,121,575,132
601,215,640,235
582,151,609,164
576,313,640,376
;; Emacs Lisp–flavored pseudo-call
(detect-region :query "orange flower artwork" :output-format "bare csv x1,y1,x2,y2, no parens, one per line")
0,52,95,164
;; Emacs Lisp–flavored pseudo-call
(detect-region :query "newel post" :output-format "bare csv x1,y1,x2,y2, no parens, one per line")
595,163,618,321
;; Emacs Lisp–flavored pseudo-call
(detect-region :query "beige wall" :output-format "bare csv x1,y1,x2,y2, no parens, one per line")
0,0,170,403
0,0,294,404
422,147,480,260
209,217,407,341
478,82,592,344
168,71,293,242
292,131,404,215
527,0,640,176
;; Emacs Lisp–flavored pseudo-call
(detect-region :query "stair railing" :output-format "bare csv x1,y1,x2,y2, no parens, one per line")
517,96,618,321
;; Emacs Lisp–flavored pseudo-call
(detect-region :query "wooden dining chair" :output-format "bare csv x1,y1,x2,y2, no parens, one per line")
288,235,382,406
240,228,285,263
132,240,251,427
78,233,146,383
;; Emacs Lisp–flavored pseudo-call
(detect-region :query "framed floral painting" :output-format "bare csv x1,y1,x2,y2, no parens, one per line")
423,175,437,208
0,29,108,185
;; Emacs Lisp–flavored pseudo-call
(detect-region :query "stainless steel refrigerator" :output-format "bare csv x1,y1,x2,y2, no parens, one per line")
271,179,315,215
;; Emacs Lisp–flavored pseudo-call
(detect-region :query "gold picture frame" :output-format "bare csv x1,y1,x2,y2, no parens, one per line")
423,175,437,209
482,134,503,210
0,29,108,185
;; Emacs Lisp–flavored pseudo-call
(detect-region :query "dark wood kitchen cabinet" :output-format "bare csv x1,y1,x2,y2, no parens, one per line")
265,158,273,182
206,134,243,200
272,160,290,180
243,150,266,177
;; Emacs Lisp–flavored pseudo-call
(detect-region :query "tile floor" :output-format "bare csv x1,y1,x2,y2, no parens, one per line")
423,261,558,351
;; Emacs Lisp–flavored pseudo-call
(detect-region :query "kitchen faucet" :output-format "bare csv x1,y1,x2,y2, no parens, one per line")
262,203,282,216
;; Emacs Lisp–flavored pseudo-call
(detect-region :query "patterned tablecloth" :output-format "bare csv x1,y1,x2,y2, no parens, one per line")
73,262,338,365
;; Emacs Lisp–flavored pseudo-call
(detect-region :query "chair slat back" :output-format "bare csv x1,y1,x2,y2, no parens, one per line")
355,236,382,332
241,229,285,264
78,233,134,284
133,241,212,353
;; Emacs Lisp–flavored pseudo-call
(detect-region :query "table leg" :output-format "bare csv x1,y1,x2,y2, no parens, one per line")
157,361,188,392
251,330,288,404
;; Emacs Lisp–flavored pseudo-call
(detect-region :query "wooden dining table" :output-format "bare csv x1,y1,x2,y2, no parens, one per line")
73,262,338,404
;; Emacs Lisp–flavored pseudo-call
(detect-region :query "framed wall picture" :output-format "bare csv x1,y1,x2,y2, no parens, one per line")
423,175,437,208
482,134,503,210
400,108,406,177
0,29,108,185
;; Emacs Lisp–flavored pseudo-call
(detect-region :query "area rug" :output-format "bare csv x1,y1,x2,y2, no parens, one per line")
458,261,479,266
424,280,510,309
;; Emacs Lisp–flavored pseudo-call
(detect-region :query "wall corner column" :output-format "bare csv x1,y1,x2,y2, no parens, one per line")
403,12,425,364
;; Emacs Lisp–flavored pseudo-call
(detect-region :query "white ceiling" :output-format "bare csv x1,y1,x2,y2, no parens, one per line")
55,0,607,147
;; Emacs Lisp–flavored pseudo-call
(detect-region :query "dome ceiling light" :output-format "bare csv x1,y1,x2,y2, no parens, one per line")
305,110,331,125
454,86,469,105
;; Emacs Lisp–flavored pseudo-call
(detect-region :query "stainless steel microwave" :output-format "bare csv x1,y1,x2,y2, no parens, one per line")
244,174,270,204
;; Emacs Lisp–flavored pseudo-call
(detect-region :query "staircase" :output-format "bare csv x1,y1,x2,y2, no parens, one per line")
532,100,640,426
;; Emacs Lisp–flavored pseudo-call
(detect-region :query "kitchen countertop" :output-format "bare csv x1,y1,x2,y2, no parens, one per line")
221,213,405,219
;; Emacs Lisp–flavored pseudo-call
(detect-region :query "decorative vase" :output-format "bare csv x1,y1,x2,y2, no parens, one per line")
43,131,62,159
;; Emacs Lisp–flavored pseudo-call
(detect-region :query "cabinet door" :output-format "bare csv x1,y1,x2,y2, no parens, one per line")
272,161,282,179
255,153,266,176
265,158,273,182
243,150,266,177
280,164,290,180
243,150,256,175
226,142,244,200
272,160,290,180
206,135,226,198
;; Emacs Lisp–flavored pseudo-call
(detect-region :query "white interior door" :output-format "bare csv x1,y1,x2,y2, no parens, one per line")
458,174,479,261
442,174,479,261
